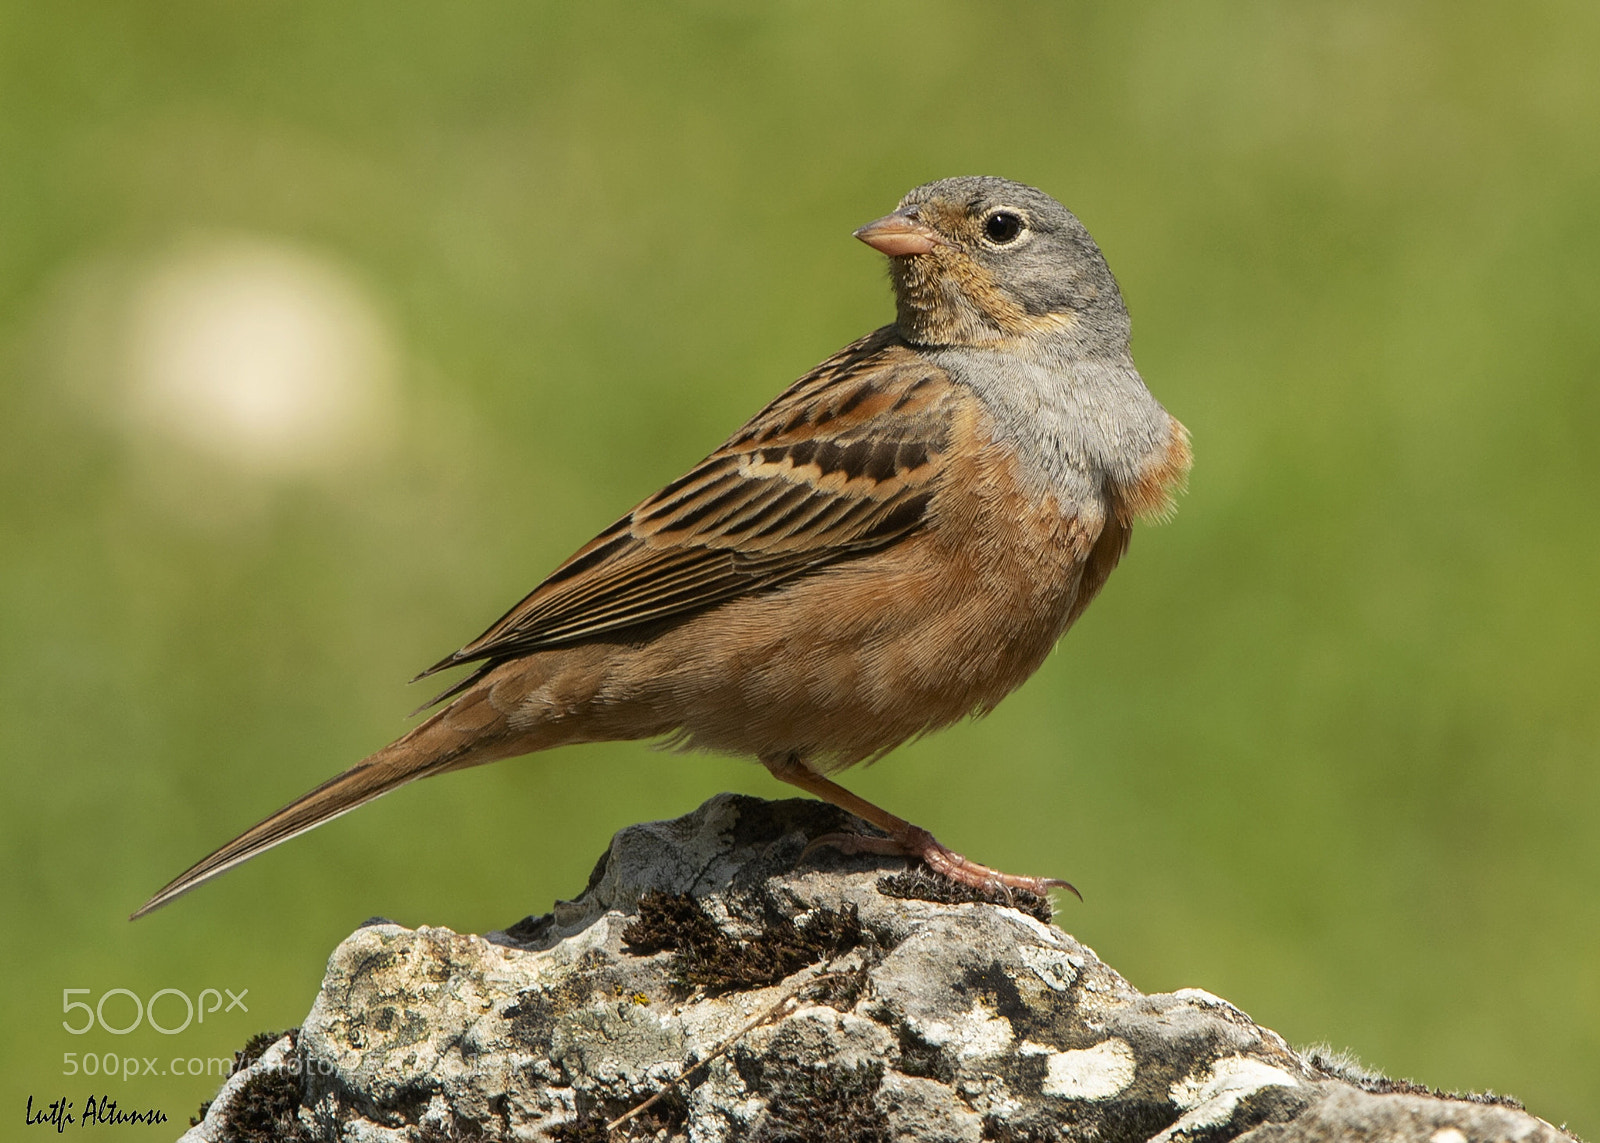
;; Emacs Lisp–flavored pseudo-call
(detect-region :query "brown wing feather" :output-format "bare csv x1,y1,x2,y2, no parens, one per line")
419,327,956,684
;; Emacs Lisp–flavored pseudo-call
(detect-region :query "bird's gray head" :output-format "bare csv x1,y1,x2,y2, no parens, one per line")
855,176,1130,355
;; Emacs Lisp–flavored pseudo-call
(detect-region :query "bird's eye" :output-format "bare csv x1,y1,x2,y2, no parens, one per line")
983,211,1025,245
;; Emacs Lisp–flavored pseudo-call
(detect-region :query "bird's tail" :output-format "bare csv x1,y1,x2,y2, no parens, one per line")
130,683,516,920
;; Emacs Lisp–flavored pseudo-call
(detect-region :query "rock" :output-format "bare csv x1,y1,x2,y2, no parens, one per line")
179,794,1576,1142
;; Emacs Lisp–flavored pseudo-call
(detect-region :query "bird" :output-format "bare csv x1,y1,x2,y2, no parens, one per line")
131,176,1190,920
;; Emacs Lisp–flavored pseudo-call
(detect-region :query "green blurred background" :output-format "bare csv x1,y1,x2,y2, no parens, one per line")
3,1,1597,1136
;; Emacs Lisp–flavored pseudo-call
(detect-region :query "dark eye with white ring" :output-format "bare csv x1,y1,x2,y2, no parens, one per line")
983,210,1025,245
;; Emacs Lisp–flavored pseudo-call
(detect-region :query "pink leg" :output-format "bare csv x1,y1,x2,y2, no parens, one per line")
762,753,1079,900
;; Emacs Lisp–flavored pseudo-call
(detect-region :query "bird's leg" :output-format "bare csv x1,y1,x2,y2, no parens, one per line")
761,753,1079,899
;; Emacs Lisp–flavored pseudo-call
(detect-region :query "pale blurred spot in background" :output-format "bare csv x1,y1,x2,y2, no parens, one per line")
123,237,398,477
42,235,402,514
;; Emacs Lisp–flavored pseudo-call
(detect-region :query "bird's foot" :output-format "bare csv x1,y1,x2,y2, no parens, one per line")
804,826,1080,901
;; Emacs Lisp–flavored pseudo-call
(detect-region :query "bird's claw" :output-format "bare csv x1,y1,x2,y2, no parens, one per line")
803,828,1080,902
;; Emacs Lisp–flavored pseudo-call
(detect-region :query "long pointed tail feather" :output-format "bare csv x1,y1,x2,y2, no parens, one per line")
131,687,515,920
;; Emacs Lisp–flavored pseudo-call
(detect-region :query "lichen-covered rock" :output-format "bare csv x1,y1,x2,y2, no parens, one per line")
179,794,1575,1142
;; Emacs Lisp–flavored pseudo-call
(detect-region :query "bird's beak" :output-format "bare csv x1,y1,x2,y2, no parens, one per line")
854,210,948,257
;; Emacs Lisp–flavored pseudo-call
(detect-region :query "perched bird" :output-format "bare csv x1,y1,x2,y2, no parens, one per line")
132,176,1189,920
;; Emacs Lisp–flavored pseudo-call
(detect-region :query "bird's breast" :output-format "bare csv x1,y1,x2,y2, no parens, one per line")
928,345,1180,517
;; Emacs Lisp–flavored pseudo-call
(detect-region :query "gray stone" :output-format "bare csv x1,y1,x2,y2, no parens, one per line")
178,794,1578,1142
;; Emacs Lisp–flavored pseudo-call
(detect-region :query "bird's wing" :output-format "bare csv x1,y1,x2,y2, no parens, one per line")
418,326,958,687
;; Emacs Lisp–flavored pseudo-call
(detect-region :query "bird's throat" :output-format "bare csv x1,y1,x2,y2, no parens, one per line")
891,254,1023,347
